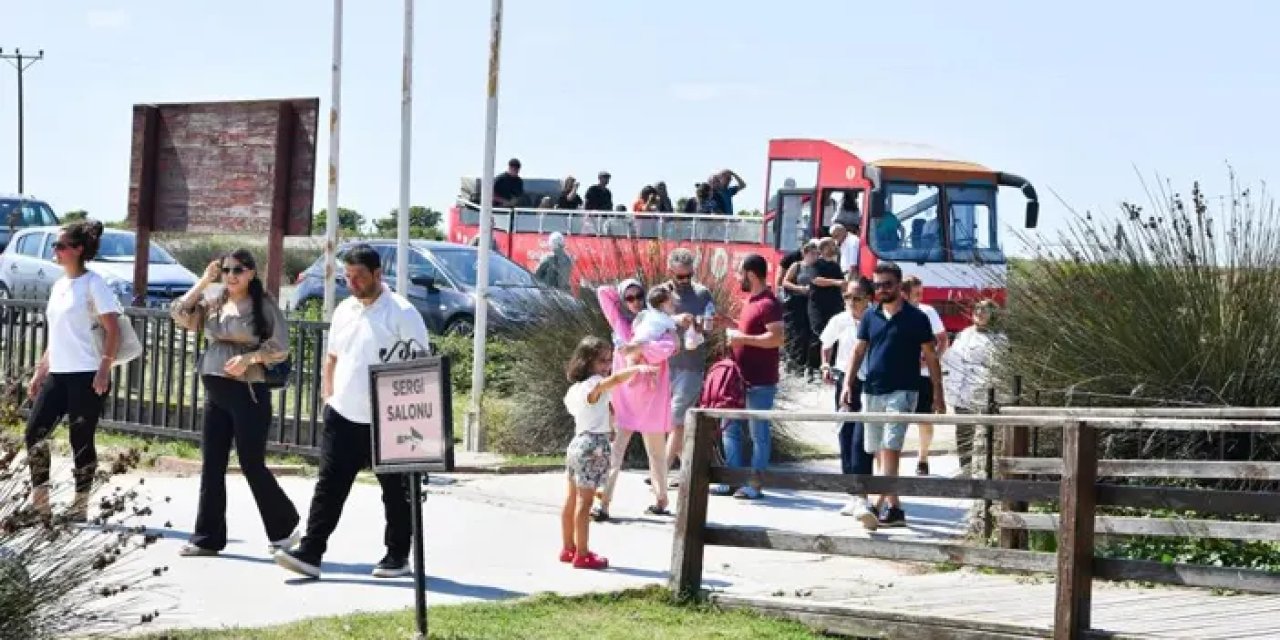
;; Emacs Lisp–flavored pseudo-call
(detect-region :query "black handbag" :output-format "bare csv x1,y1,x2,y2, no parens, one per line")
262,357,293,390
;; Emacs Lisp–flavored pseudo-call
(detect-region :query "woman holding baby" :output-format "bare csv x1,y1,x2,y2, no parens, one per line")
593,279,679,520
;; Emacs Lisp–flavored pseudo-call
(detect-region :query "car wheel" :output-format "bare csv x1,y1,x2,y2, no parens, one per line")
444,315,474,337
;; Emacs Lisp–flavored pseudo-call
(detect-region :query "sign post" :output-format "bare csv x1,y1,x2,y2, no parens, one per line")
369,356,455,639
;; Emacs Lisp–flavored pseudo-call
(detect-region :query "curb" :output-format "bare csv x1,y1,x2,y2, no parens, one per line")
151,456,311,477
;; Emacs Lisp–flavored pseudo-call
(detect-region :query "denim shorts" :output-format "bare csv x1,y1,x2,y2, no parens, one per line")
862,390,919,453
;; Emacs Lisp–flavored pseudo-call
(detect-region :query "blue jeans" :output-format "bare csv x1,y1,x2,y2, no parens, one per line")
834,372,874,478
722,385,779,474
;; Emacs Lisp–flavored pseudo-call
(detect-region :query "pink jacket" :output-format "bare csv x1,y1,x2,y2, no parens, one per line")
597,284,677,433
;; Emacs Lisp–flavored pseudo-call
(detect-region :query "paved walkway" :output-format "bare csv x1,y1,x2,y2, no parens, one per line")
89,450,969,635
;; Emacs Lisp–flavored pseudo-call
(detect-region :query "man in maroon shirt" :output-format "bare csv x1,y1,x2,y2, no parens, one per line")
719,254,785,500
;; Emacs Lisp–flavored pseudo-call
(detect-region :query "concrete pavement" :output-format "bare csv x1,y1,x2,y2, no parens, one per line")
89,450,971,635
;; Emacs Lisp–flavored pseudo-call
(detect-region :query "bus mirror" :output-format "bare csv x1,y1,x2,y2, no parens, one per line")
1025,201,1040,229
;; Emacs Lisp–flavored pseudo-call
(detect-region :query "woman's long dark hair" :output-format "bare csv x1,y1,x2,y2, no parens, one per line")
62,220,105,267
225,249,271,342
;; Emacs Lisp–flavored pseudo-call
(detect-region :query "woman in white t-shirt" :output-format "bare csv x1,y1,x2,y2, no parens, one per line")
559,336,653,571
25,220,123,523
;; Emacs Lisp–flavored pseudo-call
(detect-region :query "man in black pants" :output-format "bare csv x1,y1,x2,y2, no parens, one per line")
275,245,430,580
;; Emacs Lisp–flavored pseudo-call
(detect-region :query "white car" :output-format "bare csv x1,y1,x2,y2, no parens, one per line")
0,226,199,308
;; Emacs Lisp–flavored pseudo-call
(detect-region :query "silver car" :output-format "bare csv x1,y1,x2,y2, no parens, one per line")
0,227,199,308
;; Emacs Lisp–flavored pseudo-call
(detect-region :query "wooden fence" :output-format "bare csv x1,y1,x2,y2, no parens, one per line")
669,408,1280,639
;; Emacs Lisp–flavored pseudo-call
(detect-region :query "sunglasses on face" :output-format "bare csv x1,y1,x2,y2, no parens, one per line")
672,273,692,281
52,242,80,252
624,294,643,303
843,294,868,302
873,281,897,290
222,266,249,275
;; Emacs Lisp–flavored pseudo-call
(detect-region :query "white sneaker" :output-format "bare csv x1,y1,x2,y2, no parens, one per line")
268,530,302,555
841,496,879,531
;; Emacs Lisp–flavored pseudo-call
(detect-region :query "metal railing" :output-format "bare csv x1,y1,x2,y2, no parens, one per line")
669,407,1280,639
0,300,330,458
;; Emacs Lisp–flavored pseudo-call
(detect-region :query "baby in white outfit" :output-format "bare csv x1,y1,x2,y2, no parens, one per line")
625,286,680,365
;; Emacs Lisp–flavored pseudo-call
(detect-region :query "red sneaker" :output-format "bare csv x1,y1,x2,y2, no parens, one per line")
572,552,609,570
559,547,576,563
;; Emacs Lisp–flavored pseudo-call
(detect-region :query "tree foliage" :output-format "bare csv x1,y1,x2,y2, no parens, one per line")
313,207,366,234
372,206,443,239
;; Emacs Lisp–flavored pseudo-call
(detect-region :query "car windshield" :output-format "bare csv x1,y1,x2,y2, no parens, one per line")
0,199,58,227
430,248,536,287
94,233,178,264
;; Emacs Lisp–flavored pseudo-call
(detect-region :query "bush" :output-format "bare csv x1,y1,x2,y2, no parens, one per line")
0,371,169,638
492,238,805,462
159,236,322,284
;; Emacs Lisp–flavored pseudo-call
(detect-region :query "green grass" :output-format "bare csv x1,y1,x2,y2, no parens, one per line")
138,587,832,640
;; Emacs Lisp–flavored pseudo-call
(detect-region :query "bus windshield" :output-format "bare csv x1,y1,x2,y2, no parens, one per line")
946,185,1004,264
870,182,944,263
868,182,1005,264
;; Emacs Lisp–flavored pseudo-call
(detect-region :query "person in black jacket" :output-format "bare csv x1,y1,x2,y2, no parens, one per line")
584,172,613,211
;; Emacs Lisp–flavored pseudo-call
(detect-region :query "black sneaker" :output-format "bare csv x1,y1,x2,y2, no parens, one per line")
878,507,907,528
274,546,322,579
372,554,411,578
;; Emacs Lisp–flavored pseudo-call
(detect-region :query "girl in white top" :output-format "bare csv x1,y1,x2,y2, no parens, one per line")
26,220,124,523
560,336,653,571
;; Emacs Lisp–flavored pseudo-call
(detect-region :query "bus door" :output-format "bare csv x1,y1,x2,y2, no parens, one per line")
771,188,817,253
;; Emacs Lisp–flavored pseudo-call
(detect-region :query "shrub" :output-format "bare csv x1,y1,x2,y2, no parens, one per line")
492,238,806,462
158,235,322,284
0,371,169,638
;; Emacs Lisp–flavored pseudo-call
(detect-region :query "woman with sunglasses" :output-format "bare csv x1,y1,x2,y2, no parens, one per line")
819,278,879,529
25,220,122,523
170,250,300,557
593,279,677,520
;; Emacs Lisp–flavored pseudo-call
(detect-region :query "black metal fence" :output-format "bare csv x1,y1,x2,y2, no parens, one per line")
0,300,330,459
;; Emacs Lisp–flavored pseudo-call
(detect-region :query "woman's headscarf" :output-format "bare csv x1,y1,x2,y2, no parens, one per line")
616,278,644,321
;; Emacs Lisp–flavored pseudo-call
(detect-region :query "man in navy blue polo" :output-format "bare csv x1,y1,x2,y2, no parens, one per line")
841,262,944,527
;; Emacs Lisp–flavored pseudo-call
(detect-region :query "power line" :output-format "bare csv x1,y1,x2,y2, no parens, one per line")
0,48,45,194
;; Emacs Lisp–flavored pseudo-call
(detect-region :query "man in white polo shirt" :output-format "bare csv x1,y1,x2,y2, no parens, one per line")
276,244,430,580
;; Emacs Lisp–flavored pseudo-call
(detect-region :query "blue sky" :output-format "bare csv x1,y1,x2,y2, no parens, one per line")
2,1,1278,254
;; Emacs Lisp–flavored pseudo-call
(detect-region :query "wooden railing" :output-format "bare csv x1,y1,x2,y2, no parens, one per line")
669,408,1280,639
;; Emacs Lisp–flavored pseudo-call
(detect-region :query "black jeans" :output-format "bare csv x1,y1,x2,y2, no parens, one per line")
834,371,874,481
782,297,812,373
26,372,107,493
191,375,299,551
299,407,412,560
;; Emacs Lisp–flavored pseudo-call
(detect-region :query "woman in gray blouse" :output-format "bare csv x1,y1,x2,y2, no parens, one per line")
171,249,300,557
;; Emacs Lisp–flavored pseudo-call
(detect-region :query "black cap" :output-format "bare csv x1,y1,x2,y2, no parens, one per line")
508,158,521,168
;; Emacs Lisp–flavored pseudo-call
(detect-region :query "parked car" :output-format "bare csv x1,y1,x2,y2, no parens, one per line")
0,195,60,253
0,227,199,308
293,240,570,335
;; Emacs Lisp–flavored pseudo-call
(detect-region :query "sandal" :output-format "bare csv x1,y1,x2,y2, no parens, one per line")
559,547,577,563
590,505,610,522
645,504,672,516
572,551,609,570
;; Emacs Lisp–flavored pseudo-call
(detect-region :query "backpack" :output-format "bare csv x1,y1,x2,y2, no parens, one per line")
700,357,747,410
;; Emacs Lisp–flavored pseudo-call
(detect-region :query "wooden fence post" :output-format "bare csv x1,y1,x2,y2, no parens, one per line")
998,375,1029,549
670,409,715,599
1054,420,1097,640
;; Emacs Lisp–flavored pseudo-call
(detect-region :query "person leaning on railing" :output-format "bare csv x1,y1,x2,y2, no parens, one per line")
25,220,121,524
170,249,300,558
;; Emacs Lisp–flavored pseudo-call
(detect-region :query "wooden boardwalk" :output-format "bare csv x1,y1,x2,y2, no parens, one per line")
714,569,1280,639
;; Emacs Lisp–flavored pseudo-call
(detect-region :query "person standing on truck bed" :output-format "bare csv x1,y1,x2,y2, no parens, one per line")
493,158,525,207
710,169,746,215
556,176,583,210
584,172,613,211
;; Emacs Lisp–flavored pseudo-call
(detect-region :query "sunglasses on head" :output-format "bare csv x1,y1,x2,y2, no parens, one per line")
222,266,249,275
52,241,80,251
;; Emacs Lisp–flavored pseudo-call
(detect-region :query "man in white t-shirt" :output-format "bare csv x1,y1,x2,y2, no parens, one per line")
276,244,430,581
829,223,861,277
903,275,948,476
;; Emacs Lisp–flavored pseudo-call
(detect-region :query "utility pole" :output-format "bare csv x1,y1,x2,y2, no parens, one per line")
0,48,44,194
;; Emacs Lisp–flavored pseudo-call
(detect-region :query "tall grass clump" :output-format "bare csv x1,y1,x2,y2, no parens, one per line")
1000,176,1280,462
0,371,170,638
490,239,810,462
158,235,322,284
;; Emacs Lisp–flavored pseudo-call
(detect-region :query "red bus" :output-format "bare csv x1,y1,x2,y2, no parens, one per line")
446,138,1038,332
